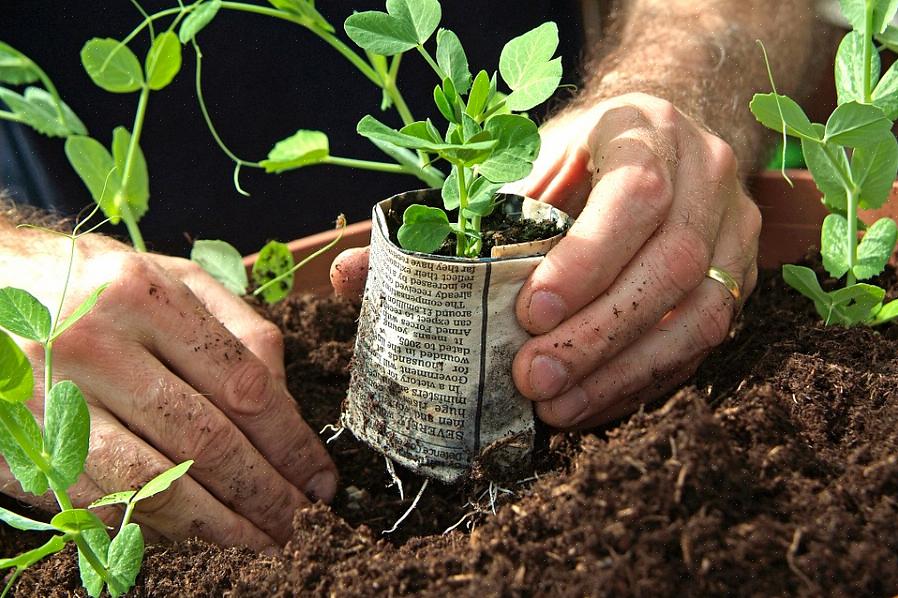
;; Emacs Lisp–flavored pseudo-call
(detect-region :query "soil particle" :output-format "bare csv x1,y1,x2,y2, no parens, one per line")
7,263,898,596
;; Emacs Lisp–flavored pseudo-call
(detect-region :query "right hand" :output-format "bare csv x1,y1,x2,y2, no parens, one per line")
0,226,337,550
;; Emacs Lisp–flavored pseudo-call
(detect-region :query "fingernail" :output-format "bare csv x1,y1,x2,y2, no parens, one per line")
528,291,566,333
304,470,337,503
546,386,591,427
529,355,569,399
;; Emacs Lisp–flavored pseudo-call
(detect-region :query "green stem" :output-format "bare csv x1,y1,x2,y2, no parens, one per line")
117,86,151,252
416,45,445,80
847,187,859,286
456,165,468,256
252,218,347,299
72,536,109,581
0,110,27,124
322,155,411,174
864,3,875,103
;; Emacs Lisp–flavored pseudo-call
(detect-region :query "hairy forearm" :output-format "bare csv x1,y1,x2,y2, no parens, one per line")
575,0,832,173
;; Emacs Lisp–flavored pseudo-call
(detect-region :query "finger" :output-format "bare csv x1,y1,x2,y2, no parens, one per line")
84,406,277,549
149,254,286,384
130,271,338,503
516,103,679,335
62,343,311,545
533,200,760,429
330,246,369,300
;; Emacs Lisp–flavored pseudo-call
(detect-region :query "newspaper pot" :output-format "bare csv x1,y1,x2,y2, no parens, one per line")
340,189,572,484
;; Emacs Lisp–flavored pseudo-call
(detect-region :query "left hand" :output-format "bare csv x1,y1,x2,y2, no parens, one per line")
508,92,761,429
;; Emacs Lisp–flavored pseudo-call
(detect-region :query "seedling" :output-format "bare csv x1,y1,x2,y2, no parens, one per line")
0,204,190,597
750,0,898,326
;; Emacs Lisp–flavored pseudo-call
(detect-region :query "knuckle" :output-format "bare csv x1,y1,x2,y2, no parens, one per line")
626,156,673,209
743,198,763,240
221,359,276,417
693,303,732,349
704,135,738,180
657,231,711,294
184,413,239,473
243,321,284,355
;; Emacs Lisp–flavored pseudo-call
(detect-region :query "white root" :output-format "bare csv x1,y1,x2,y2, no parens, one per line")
443,511,476,535
319,424,346,445
383,479,429,535
385,457,405,501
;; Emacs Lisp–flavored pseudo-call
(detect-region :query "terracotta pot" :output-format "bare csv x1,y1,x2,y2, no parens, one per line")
247,170,898,295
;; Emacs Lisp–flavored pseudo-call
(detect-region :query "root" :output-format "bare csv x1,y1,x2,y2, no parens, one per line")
385,457,405,501
383,479,429,535
319,424,346,445
443,510,476,535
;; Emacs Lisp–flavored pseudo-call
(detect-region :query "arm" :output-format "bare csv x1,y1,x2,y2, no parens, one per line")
0,196,337,549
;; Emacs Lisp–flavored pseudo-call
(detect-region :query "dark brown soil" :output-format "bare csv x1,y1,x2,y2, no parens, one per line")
7,264,898,596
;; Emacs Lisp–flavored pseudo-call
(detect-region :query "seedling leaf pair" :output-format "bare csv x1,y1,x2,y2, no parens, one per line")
0,86,86,138
345,0,441,55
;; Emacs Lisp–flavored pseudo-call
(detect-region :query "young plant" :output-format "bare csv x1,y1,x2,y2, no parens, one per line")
345,1,562,257
750,0,898,326
0,208,191,597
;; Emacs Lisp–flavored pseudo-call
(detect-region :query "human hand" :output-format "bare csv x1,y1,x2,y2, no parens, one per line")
0,227,337,550
508,92,761,429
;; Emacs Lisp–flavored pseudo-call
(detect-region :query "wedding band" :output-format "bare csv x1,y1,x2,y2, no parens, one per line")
706,266,741,302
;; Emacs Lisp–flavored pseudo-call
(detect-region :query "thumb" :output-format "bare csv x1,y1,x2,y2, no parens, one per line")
330,246,370,300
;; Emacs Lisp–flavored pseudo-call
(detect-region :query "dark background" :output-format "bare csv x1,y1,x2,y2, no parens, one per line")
0,1,584,255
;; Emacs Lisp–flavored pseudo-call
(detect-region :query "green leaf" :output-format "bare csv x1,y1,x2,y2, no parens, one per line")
824,101,891,147
65,136,122,223
386,0,441,45
433,84,456,123
190,240,248,296
0,401,47,494
50,284,109,342
400,120,441,144
79,527,110,597
111,127,149,222
749,93,820,141
0,41,38,85
873,62,898,119
0,87,86,138
0,536,65,570
398,205,451,253
802,126,850,211
499,22,561,111
50,509,107,534
81,38,143,93
783,265,884,325
179,0,222,43
840,0,898,34
0,330,33,404
44,381,90,489
855,217,898,279
132,460,194,503
871,297,898,324
436,29,471,95
106,523,144,598
357,114,496,153
463,177,504,217
252,242,295,304
0,287,51,342
89,491,136,509
442,167,460,210
368,138,445,187
145,31,181,91
268,0,335,33
835,32,879,105
260,130,329,173
821,213,851,278
466,70,490,118
851,129,898,209
0,507,55,532
478,114,540,183
344,11,418,56
876,24,898,51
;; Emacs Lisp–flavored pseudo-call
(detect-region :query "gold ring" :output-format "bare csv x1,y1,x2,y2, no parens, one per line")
707,266,741,303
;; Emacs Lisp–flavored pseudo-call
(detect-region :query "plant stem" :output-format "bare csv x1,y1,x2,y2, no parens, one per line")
72,535,109,581
322,156,412,174
847,187,859,286
0,110,27,124
864,3,875,103
416,45,445,80
456,165,469,256
116,85,151,252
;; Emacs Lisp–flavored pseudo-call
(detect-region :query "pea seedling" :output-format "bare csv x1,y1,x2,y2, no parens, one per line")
0,205,191,598
750,0,898,325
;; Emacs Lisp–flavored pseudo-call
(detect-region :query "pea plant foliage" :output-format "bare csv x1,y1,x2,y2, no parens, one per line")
750,0,898,325
0,210,190,597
